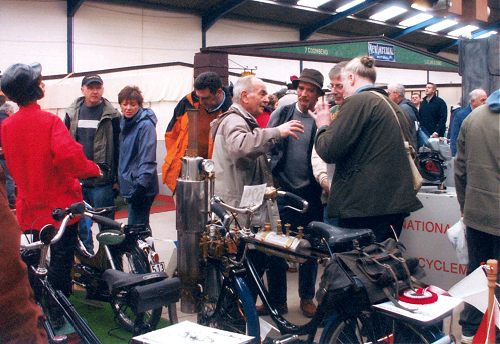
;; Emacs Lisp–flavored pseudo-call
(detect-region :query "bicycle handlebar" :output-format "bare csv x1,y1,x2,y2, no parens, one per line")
212,189,308,217
20,202,124,251
82,200,116,215
84,212,124,230
276,190,309,214
212,196,261,215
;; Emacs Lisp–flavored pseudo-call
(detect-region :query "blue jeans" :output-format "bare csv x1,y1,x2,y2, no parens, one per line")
459,227,500,339
323,206,339,226
80,184,115,253
127,195,155,227
0,159,16,207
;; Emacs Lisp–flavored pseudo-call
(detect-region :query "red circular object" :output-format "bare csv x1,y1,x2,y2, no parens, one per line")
399,288,438,305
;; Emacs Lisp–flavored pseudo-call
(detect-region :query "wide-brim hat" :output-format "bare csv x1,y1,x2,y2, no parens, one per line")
292,68,325,95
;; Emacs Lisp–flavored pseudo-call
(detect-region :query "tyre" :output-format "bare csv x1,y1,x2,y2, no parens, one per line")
323,311,447,344
110,245,162,334
198,274,259,343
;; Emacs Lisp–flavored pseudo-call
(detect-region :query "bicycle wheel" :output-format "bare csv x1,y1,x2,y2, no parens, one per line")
110,245,162,333
198,274,260,342
323,311,448,344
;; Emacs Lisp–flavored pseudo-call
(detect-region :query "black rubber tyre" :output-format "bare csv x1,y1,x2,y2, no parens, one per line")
198,264,254,336
110,245,162,334
324,312,447,344
199,283,249,334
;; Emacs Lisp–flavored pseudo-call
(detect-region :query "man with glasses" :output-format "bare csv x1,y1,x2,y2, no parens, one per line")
312,62,347,225
162,72,232,194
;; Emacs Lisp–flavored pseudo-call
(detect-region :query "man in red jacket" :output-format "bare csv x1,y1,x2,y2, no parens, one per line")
0,62,101,327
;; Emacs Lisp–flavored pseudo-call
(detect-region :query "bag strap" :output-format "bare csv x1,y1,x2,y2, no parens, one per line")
357,246,419,312
369,91,410,144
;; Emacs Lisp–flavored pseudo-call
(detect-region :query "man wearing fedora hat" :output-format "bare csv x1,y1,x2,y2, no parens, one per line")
266,68,325,317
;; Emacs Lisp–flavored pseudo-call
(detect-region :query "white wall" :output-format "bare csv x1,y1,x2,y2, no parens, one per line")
73,2,201,70
0,0,463,194
0,0,67,75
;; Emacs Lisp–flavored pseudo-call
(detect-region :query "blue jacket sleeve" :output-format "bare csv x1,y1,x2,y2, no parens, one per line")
135,122,158,190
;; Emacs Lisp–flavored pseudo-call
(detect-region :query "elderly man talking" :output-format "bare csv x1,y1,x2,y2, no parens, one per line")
211,75,304,314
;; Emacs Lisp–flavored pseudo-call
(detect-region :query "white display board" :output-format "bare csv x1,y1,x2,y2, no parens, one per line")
132,321,254,344
399,187,465,290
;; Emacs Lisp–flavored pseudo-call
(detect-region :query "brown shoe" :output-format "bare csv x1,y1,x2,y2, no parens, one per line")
300,299,317,318
256,303,288,316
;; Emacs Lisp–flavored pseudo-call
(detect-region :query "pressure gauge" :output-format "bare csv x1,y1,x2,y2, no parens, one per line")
201,159,215,173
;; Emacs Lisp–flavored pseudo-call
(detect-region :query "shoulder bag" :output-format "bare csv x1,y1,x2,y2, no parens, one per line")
370,91,423,191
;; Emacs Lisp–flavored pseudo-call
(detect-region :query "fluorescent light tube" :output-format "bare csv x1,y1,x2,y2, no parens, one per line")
370,6,408,22
399,13,433,27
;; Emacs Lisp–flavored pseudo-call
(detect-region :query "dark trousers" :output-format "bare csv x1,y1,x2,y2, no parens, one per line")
338,213,407,243
48,223,78,296
277,192,323,301
127,195,155,227
459,227,500,338
247,250,288,306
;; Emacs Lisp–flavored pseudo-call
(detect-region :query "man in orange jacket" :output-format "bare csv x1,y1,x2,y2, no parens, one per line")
162,72,232,193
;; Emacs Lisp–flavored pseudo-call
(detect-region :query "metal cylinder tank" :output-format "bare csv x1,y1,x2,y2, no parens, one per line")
176,156,208,313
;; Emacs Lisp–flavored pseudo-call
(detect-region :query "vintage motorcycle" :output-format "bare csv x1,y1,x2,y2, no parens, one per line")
71,203,179,334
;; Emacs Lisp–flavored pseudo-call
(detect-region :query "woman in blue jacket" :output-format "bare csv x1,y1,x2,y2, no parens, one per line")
118,86,159,227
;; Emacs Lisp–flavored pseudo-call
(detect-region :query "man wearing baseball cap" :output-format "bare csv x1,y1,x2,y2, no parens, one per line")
65,74,121,254
264,68,325,317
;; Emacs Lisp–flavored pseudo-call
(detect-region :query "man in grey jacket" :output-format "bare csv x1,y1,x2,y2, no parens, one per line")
455,89,500,343
211,75,303,314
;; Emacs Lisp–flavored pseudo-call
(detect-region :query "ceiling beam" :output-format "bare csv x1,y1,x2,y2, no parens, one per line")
471,24,500,38
67,0,85,17
202,0,249,32
388,17,442,39
429,23,499,53
299,0,381,41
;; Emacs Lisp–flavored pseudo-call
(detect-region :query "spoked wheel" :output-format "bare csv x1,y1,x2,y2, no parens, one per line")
324,311,395,344
110,246,162,334
324,312,447,344
198,283,248,334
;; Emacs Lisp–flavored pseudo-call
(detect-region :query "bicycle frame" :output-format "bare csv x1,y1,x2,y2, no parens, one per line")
22,217,102,344
241,240,329,342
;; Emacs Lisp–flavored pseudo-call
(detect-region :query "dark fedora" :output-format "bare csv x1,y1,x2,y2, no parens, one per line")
292,68,325,95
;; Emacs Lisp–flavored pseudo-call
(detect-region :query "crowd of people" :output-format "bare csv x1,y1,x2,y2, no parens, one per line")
0,56,498,343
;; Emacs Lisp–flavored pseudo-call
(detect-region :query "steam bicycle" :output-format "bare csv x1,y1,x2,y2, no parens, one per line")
196,188,456,344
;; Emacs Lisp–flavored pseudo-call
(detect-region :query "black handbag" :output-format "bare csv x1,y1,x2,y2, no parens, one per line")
316,238,425,313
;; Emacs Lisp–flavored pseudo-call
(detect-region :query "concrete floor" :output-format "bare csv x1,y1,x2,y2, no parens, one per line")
124,209,465,343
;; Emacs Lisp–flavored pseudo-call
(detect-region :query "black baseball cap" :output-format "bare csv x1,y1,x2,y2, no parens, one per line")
81,74,103,86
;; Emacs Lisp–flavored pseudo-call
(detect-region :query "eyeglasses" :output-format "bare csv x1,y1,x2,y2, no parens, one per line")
329,83,343,90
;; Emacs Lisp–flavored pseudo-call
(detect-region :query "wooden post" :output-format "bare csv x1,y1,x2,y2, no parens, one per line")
486,259,498,344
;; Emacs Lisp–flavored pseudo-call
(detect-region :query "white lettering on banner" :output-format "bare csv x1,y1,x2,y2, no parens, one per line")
368,44,394,56
304,47,329,56
418,257,468,275
403,219,451,234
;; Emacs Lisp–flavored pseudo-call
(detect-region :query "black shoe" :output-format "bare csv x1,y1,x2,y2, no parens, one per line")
256,303,288,316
